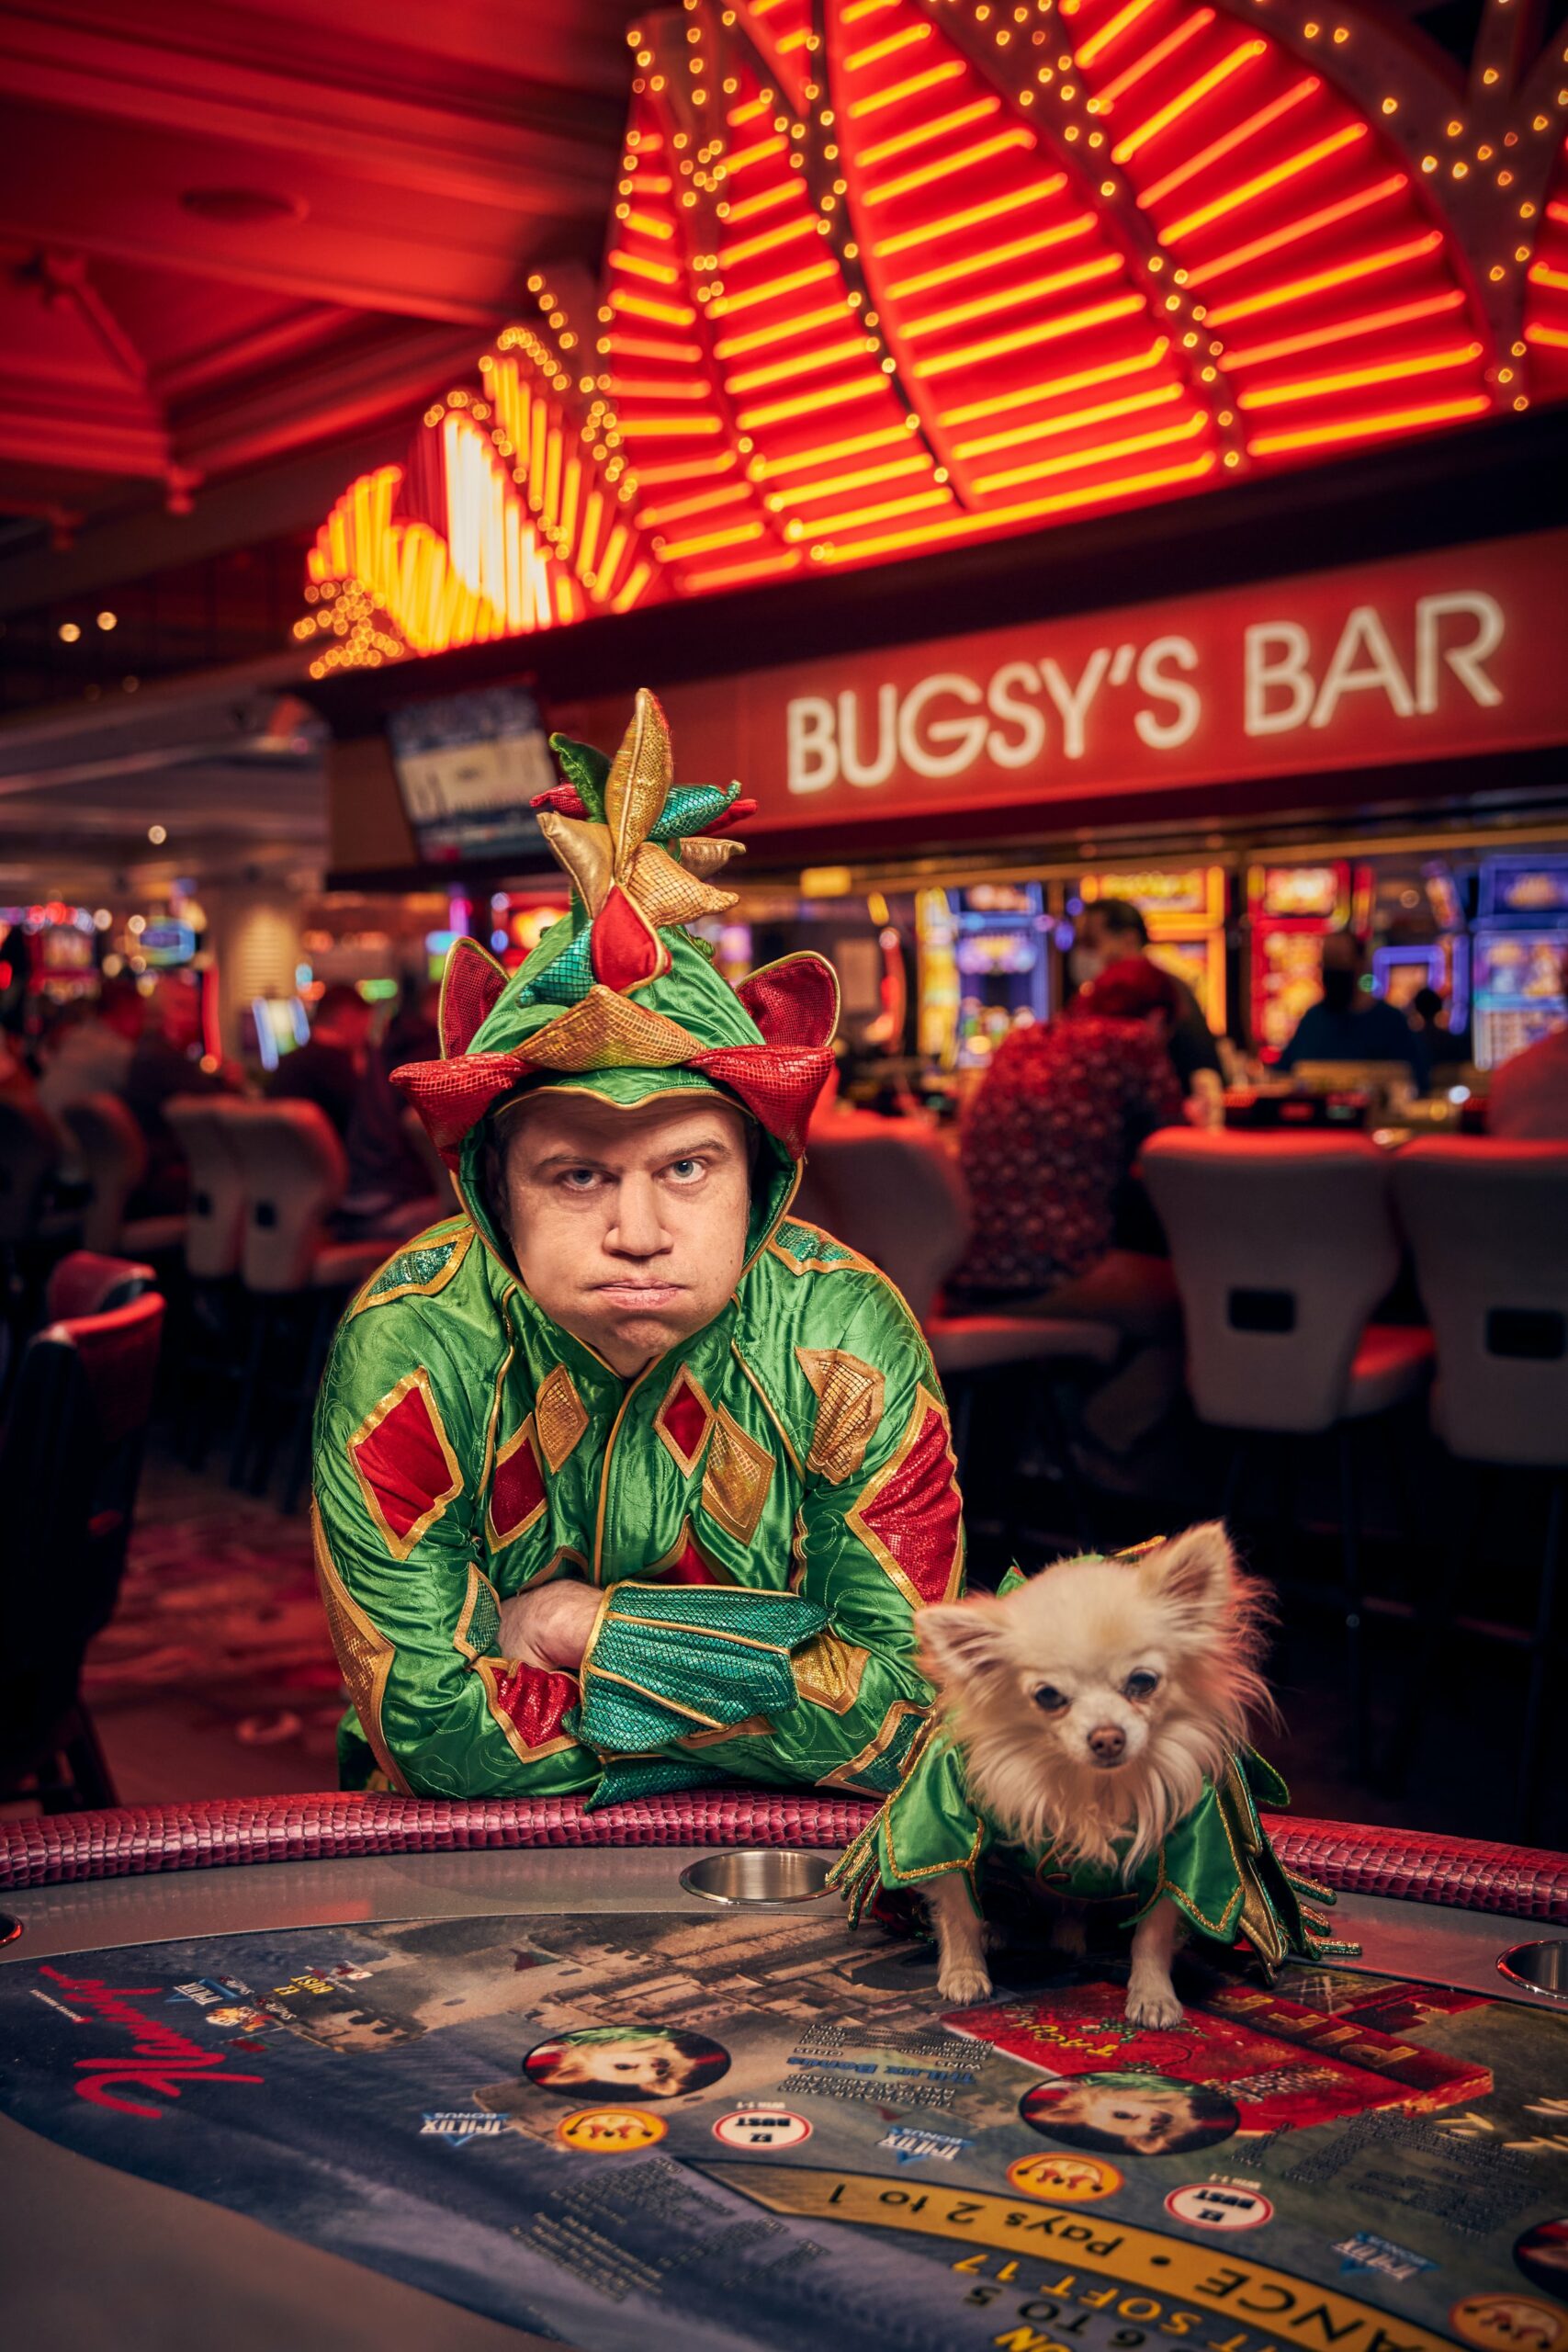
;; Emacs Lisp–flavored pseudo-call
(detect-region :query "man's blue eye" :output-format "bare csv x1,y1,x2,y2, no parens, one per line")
668,1159,703,1180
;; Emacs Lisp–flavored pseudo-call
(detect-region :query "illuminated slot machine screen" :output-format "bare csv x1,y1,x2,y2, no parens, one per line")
387,686,556,865
953,883,1047,1068
1079,867,1227,1030
1247,863,1368,1060
249,997,310,1074
1472,856,1568,1069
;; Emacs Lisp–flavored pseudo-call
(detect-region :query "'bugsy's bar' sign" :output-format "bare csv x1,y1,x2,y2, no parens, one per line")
561,529,1567,837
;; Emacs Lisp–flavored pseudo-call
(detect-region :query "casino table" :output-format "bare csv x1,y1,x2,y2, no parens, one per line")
3,1791,1567,2352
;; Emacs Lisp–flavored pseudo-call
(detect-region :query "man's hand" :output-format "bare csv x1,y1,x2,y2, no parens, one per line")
497,1580,602,1673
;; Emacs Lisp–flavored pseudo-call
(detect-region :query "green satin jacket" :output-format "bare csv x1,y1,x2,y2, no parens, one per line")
829,1722,1352,1975
310,1193,964,1804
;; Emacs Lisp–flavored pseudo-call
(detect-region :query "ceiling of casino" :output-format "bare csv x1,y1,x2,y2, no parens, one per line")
0,0,646,600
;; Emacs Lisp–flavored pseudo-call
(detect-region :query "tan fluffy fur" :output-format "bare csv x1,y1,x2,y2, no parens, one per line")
915,1523,1275,2021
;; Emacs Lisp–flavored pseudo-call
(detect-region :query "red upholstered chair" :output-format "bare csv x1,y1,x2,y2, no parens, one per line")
1143,1130,1434,1758
801,1120,1119,1550
0,1285,164,1809
45,1250,157,1322
229,1101,389,1508
1389,1139,1568,1826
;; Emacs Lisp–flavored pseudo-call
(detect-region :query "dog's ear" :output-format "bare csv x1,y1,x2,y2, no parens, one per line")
1138,1521,1235,1618
918,1599,1010,1689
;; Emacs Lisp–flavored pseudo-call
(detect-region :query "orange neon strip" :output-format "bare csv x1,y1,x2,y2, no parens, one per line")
1529,263,1568,291
727,136,790,173
939,337,1168,424
615,414,726,436
1098,11,1214,109
738,376,889,428
721,183,797,224
863,129,1035,209
842,0,900,20
1247,394,1490,458
754,425,912,478
579,490,604,581
954,379,1183,458
973,410,1205,493
608,248,681,286
727,97,773,128
1237,342,1483,410
776,26,814,52
728,337,872,392
1545,200,1568,227
814,453,1215,560
903,252,1122,340
873,178,1066,258
680,552,799,590
715,302,847,359
1078,0,1164,68
1525,322,1568,348
848,60,965,119
603,334,705,363
799,488,949,533
1165,124,1366,242
610,290,698,325
1140,77,1318,209
633,452,740,484
1112,41,1267,162
767,455,930,507
718,216,817,266
887,213,1096,299
627,174,672,195
639,481,757,527
1222,288,1465,368
1185,174,1408,290
859,98,1000,172
656,521,766,560
560,456,581,551
621,211,675,242
610,560,653,613
1202,231,1441,326
844,24,931,72
708,260,838,315
913,292,1145,376
593,521,630,598
607,376,719,401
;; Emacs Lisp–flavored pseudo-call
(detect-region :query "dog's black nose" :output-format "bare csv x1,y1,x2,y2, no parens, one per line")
1088,1724,1125,1763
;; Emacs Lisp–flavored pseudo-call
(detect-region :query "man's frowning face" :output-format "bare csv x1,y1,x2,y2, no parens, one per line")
498,1091,754,1376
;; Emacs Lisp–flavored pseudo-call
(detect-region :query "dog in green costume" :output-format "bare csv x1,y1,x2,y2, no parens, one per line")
829,1525,1353,2019
310,691,965,1804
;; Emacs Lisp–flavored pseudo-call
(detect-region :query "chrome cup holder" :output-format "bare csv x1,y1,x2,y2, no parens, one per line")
679,1849,832,1908
1497,1939,1568,1998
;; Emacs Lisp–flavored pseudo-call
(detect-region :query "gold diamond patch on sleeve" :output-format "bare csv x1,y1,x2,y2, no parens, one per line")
701,1404,774,1546
535,1363,590,1475
797,1347,886,1485
310,1506,409,1794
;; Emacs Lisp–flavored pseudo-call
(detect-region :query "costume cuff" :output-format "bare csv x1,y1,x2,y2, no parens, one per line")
577,1581,828,1755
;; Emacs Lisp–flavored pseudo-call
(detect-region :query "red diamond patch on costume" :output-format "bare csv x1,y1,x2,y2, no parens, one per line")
489,1417,547,1550
481,1659,577,1750
348,1369,463,1562
649,1518,727,1586
654,1366,712,1476
847,1386,964,1608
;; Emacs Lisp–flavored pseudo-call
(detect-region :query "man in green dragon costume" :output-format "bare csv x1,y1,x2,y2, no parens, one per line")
311,690,964,1804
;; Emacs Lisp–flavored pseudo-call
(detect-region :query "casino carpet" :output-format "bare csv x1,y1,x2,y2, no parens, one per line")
82,1454,345,1803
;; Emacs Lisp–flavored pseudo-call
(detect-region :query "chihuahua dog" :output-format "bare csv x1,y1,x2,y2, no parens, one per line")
915,1523,1272,2028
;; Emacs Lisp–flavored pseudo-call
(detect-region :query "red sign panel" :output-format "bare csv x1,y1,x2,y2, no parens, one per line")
558,528,1568,838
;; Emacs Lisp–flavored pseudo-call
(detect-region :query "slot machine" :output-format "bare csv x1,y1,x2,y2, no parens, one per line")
1247,862,1371,1062
1472,854,1568,1069
1077,866,1228,1032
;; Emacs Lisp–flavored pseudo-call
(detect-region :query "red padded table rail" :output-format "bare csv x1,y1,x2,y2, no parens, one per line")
2,1792,1566,1918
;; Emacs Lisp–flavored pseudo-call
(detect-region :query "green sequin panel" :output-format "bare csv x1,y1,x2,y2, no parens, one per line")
774,1221,854,1265
847,1705,927,1797
366,1238,457,1299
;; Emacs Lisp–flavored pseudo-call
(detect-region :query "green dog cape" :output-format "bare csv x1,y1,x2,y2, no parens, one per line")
828,1568,1355,1978
310,691,964,1805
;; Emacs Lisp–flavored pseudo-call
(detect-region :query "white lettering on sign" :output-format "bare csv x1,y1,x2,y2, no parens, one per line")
784,589,1508,794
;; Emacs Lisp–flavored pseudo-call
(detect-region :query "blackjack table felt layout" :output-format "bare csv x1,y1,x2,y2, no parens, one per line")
3,1794,1568,2352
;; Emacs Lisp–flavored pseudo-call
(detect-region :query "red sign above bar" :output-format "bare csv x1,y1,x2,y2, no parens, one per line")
558,528,1568,838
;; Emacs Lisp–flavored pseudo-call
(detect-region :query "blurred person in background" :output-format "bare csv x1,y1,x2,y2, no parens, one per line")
125,974,234,1213
1073,897,1224,1118
36,975,143,1120
335,980,446,1238
265,980,374,1137
1277,933,1427,1083
951,955,1187,1452
1486,946,1568,1139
